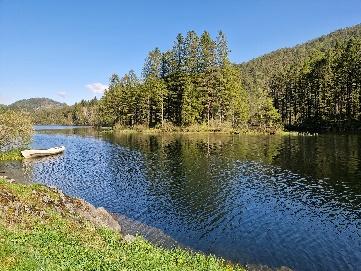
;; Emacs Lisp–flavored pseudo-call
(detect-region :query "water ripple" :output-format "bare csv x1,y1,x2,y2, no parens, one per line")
1,130,361,271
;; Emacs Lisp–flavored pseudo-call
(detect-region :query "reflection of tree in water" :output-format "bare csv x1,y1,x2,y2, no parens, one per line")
271,135,361,222
110,133,361,227
37,127,97,137
3,130,361,270
109,133,284,230
273,135,361,184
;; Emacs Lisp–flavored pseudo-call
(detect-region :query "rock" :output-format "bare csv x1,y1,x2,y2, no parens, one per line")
124,234,136,243
42,195,53,204
70,199,122,233
14,202,21,217
96,207,122,232
246,264,274,271
246,264,293,271
39,210,46,218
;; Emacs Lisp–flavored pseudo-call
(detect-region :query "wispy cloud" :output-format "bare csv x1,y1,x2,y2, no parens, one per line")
0,95,9,105
57,91,67,98
86,83,108,94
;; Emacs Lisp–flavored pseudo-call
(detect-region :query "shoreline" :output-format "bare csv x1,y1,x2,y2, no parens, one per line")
0,177,247,271
108,127,296,136
35,123,361,136
0,176,294,271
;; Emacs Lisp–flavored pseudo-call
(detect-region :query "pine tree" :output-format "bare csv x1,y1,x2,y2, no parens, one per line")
143,48,168,127
184,31,200,74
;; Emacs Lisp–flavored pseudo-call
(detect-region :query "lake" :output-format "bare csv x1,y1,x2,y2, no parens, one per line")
1,126,361,271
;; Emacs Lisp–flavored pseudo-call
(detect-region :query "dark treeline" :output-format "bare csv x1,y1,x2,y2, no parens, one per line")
269,38,361,131
241,24,361,132
98,31,280,132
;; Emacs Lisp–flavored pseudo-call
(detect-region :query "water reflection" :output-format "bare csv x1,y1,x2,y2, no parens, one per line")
1,129,361,271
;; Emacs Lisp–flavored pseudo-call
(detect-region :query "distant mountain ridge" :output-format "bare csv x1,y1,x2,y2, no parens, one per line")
8,98,66,111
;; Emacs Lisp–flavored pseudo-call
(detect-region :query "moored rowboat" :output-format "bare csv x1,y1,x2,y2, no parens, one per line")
21,146,65,158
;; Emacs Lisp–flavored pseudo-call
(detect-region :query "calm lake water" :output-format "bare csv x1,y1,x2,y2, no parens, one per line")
1,127,361,271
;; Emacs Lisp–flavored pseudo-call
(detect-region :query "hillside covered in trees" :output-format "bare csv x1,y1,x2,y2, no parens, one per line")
7,98,66,111
0,98,98,126
98,24,361,133
6,24,361,133
240,23,361,132
28,98,99,126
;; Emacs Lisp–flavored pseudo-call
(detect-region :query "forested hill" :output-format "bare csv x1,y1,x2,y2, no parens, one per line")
1,97,98,125
240,23,361,132
3,25,360,132
240,24,361,87
8,98,66,111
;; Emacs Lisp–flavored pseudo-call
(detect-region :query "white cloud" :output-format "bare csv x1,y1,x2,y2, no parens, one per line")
57,91,67,98
86,83,108,94
0,95,10,105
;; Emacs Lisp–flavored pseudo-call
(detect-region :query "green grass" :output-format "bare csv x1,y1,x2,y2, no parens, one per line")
0,179,244,271
0,149,23,161
113,123,283,135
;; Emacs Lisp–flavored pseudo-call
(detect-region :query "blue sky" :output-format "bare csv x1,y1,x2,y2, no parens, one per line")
1,0,360,105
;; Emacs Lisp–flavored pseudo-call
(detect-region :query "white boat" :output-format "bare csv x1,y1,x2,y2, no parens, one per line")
21,146,65,158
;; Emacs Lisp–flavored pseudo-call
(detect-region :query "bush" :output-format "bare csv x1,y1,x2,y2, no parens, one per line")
158,121,179,132
0,111,33,152
0,149,23,161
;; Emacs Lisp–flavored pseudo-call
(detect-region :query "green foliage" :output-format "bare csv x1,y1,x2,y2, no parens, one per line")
2,97,99,126
269,37,361,131
0,149,23,161
0,179,244,271
71,97,99,126
181,76,202,125
32,98,100,126
32,106,74,125
16,25,361,133
240,23,361,132
98,31,278,132
0,111,33,152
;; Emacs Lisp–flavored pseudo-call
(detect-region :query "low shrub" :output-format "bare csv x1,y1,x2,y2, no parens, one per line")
0,110,33,153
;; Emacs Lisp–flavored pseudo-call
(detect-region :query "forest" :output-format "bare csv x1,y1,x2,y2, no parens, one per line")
241,24,361,132
270,38,361,132
58,24,361,133
4,24,361,133
97,31,280,132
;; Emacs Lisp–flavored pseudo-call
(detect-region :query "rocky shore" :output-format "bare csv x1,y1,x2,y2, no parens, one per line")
0,176,246,270
0,175,291,271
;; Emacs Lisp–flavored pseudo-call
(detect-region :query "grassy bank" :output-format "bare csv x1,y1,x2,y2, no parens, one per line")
0,149,23,161
0,178,244,271
112,122,282,135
